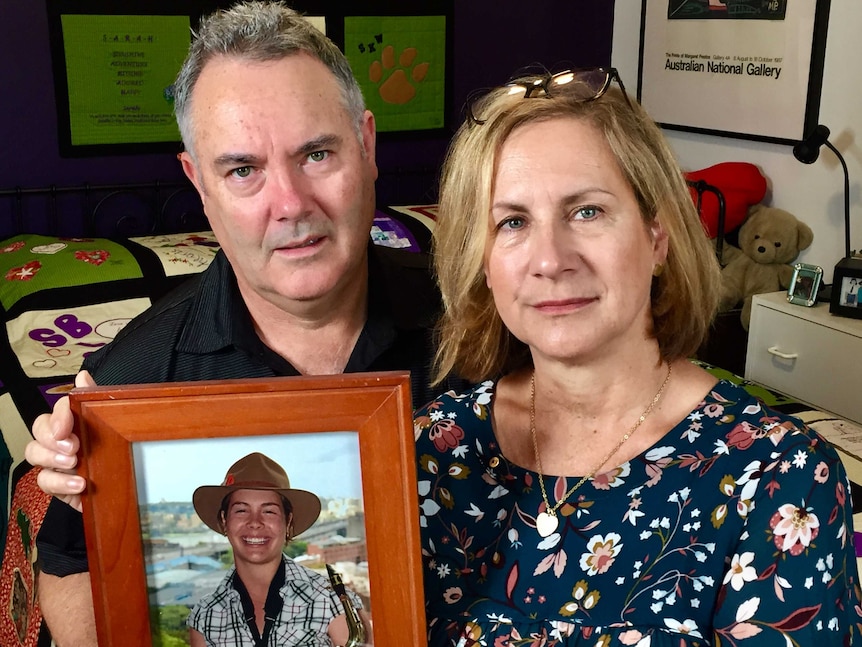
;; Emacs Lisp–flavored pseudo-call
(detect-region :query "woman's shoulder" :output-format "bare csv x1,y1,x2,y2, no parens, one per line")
705,379,803,424
415,380,497,418
414,380,499,455
698,380,838,458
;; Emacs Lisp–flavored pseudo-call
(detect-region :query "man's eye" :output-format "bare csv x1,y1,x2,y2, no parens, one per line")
232,166,253,178
308,150,329,163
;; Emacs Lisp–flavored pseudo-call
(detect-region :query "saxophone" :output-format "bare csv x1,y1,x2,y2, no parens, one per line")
326,564,367,647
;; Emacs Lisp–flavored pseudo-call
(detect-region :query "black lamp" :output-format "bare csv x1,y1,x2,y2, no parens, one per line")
793,124,862,318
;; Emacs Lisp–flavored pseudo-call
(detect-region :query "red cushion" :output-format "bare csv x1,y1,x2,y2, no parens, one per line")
685,162,767,238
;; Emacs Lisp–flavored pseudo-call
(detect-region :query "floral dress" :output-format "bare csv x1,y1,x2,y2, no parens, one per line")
414,380,862,646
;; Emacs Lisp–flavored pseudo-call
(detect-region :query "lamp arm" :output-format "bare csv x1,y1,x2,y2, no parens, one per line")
824,139,851,259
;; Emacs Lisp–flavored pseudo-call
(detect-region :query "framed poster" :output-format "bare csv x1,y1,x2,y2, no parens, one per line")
45,0,205,157
47,0,453,154
317,0,453,136
637,0,832,144
70,372,425,647
344,14,449,134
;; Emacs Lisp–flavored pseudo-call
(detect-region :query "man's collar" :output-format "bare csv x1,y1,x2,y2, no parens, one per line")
176,251,242,355
174,244,430,369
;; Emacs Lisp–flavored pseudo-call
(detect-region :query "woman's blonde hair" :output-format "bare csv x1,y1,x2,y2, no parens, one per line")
433,75,721,383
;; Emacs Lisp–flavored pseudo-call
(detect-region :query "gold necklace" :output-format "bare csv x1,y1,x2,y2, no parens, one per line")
531,363,672,538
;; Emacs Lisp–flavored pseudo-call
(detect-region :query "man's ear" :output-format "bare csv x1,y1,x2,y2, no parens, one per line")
179,151,207,204
359,110,378,180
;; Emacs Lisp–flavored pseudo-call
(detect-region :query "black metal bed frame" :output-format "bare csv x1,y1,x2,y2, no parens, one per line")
0,180,208,239
0,161,442,240
2,175,725,248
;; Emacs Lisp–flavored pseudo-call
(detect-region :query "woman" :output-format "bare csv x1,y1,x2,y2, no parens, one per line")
416,68,861,645
188,452,368,646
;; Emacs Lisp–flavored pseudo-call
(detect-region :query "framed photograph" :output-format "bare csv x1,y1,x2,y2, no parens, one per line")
638,0,832,144
830,257,862,319
787,262,823,307
69,372,425,647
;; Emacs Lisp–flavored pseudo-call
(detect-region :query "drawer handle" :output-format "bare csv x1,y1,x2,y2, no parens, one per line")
767,346,798,360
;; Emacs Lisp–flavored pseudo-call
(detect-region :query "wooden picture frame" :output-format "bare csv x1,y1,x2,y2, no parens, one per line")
69,372,425,647
638,0,831,144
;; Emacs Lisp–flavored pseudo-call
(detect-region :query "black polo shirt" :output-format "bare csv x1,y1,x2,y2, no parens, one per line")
37,244,448,576
81,245,442,403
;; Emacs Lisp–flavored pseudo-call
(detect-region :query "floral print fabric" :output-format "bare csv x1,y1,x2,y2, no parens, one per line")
415,380,862,646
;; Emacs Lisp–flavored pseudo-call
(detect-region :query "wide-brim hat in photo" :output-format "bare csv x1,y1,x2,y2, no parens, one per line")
193,452,321,537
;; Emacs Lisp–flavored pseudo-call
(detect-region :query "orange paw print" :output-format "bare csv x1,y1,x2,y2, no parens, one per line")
368,45,429,105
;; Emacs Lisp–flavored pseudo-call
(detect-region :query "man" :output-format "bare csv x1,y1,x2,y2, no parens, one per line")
24,2,448,644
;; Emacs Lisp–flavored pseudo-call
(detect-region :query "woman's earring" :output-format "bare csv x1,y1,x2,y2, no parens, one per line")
652,263,664,277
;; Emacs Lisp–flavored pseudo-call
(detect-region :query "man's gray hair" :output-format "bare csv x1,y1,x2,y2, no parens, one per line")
174,1,366,158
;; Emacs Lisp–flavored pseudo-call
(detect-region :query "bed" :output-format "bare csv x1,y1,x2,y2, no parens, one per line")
0,180,215,646
1,181,860,646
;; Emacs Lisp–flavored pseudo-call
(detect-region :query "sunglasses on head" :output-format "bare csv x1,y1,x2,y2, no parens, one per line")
468,67,632,126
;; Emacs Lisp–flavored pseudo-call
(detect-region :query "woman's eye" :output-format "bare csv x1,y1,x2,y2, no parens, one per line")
232,166,253,179
573,206,600,220
498,216,525,231
308,150,329,163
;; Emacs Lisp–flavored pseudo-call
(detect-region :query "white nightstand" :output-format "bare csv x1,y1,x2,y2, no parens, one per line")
746,291,862,425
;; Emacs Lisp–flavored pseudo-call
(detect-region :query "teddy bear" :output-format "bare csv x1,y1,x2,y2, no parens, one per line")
719,204,814,329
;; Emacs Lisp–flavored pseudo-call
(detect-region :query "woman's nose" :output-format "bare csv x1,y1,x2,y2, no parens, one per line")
529,221,574,277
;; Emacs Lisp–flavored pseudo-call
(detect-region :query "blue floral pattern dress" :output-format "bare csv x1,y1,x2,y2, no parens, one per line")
414,379,862,646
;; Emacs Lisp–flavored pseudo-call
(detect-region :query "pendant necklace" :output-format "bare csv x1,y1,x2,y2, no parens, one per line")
531,363,673,538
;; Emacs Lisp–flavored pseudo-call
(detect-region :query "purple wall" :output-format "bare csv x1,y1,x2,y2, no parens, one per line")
0,3,186,188
0,1,613,212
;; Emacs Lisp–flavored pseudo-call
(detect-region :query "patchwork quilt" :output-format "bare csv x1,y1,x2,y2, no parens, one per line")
0,232,220,545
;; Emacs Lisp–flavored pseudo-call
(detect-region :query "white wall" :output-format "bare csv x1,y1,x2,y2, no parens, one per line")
613,1,860,283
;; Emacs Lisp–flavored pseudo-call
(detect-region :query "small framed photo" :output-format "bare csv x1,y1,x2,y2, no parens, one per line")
70,372,425,647
830,257,862,319
787,263,823,307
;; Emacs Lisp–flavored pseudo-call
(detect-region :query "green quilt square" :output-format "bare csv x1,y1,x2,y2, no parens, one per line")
0,235,143,310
